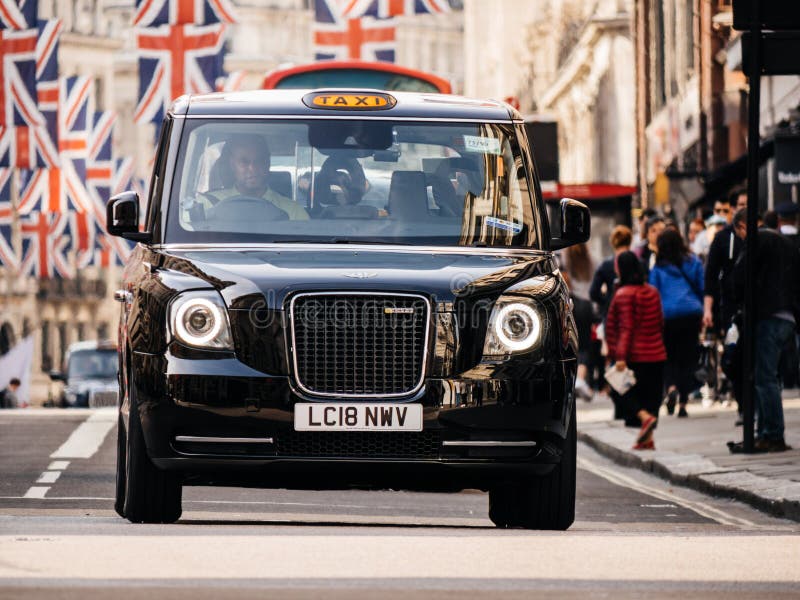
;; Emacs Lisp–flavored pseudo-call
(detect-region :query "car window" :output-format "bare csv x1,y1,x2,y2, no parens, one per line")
67,350,117,380
167,119,540,248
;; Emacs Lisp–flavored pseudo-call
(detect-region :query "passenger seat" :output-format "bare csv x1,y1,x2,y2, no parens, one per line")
388,171,429,220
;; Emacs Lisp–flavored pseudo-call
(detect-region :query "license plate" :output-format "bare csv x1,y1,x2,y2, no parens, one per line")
294,403,423,431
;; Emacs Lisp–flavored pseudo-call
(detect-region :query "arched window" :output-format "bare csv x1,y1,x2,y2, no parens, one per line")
0,322,16,356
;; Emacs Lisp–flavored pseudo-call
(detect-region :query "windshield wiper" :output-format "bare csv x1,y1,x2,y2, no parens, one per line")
330,238,410,245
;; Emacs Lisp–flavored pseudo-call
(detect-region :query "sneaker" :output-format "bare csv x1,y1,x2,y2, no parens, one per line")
666,390,677,415
575,378,593,402
636,415,658,444
677,405,688,418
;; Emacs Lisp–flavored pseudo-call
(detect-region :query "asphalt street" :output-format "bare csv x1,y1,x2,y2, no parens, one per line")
1,408,798,599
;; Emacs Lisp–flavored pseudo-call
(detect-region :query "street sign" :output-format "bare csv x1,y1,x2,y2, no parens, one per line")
732,0,800,31
742,32,800,75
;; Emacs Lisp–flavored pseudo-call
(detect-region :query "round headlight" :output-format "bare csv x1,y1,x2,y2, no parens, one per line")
494,302,541,352
175,298,223,345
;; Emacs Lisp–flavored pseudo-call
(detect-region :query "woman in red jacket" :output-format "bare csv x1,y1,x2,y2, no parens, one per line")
605,251,668,449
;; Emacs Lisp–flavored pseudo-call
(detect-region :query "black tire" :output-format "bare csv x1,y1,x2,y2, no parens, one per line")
489,403,576,530
114,414,126,518
123,377,182,524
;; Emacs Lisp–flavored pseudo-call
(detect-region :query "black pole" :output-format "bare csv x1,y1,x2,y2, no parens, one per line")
742,0,761,453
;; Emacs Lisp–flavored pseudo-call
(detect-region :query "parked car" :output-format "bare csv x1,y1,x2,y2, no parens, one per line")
49,340,118,408
107,89,589,528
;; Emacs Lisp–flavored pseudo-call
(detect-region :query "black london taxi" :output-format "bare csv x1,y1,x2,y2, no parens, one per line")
107,89,590,529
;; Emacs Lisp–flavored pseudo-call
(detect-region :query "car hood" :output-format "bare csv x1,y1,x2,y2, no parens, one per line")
155,246,554,310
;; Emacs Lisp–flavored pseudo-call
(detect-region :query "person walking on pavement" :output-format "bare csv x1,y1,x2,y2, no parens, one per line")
703,192,747,417
775,202,800,390
562,243,596,401
605,251,668,450
590,225,632,319
590,225,633,417
634,215,665,278
0,378,21,409
729,208,799,453
648,228,705,418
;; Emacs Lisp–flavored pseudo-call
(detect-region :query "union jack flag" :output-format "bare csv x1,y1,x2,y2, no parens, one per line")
85,110,116,208
0,167,19,270
0,0,37,30
134,0,238,27
338,0,450,18
314,0,396,62
35,18,61,167
59,75,92,160
19,208,73,278
0,25,46,167
134,22,226,124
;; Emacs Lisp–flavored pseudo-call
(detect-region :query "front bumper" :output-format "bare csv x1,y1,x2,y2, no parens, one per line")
131,350,576,490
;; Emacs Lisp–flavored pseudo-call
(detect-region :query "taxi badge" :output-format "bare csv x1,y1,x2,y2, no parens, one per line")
303,92,396,110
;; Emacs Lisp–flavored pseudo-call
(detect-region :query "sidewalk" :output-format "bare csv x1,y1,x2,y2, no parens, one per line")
577,390,800,522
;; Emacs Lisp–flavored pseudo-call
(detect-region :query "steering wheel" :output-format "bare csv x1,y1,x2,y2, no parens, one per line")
208,195,290,221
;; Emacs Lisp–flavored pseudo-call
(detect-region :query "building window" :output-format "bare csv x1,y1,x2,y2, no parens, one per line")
0,322,15,355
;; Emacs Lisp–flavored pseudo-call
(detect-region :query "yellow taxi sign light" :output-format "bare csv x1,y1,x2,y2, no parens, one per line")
303,92,397,110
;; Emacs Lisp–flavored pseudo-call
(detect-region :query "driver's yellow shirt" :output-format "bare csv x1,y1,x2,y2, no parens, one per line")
201,187,310,220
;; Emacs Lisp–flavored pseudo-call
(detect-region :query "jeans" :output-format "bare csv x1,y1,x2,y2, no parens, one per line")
755,317,796,441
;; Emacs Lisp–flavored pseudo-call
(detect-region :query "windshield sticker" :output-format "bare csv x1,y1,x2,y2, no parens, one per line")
463,135,502,155
485,216,522,234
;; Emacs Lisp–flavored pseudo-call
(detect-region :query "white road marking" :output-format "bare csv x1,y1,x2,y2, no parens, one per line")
50,409,116,459
36,471,61,484
577,455,757,528
20,409,113,501
22,487,49,499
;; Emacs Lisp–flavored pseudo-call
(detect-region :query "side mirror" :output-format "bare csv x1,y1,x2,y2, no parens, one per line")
106,192,151,242
48,370,65,382
551,197,590,250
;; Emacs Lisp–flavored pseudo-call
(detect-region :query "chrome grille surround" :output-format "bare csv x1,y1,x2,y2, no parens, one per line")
289,292,431,398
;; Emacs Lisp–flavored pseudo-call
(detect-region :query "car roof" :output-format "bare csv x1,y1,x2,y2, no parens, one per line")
67,340,116,353
171,89,521,122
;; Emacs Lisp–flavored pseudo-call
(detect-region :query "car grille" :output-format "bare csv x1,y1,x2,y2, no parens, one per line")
88,390,118,408
290,293,429,397
275,430,441,459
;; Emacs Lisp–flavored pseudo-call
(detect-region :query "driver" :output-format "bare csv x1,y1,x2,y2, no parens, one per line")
204,134,309,220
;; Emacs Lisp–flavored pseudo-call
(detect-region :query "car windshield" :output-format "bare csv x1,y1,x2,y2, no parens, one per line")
67,349,117,380
166,119,541,248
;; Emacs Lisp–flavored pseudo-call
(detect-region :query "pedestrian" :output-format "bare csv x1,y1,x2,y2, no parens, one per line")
605,251,667,450
703,191,747,418
648,228,704,417
775,202,800,389
590,225,633,416
632,207,657,248
590,225,633,319
776,201,799,249
0,378,21,409
562,243,596,401
634,215,665,277
688,218,707,261
730,208,799,453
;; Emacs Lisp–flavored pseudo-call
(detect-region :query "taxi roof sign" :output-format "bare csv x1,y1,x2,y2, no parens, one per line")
302,91,396,110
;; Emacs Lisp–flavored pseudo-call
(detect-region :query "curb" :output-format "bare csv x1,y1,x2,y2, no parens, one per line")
577,426,800,522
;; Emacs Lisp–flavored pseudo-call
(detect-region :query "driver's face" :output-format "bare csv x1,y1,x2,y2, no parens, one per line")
230,144,269,194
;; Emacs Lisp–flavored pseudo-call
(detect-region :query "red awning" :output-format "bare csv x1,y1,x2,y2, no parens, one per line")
542,183,637,200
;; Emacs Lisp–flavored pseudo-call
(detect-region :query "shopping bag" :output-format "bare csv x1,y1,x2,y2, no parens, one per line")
604,364,637,395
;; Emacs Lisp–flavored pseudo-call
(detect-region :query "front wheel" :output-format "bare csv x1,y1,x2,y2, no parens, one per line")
122,376,182,524
489,404,576,530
